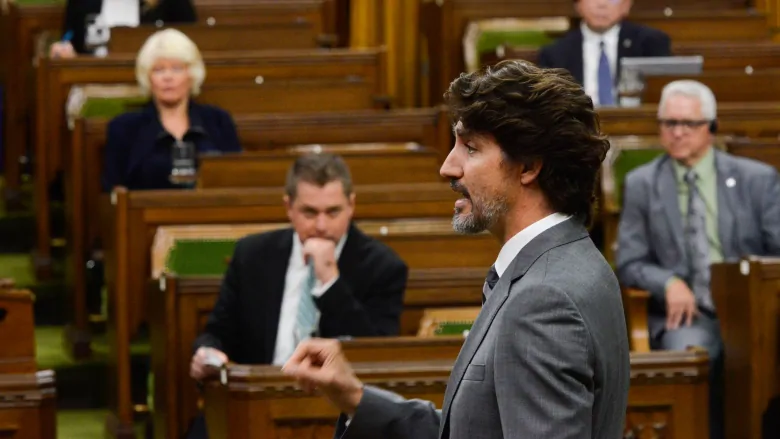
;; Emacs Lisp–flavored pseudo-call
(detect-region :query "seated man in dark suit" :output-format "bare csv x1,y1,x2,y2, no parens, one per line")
537,0,671,106
191,152,408,369
101,29,241,193
616,80,780,439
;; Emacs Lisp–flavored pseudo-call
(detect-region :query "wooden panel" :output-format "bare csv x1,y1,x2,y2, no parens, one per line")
108,23,323,54
0,371,57,439
725,138,780,170
711,258,780,439
643,69,780,103
202,351,709,438
197,144,443,188
420,2,769,106
150,272,483,438
0,289,36,374
484,40,780,70
193,0,331,28
34,47,387,278
2,3,62,197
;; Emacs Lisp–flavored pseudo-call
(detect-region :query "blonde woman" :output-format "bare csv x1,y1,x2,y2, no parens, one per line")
101,29,241,192
50,0,196,57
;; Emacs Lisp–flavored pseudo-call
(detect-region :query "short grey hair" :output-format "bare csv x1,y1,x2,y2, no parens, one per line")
657,80,717,120
135,29,206,97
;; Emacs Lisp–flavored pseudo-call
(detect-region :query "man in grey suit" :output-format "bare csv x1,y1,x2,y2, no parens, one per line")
616,79,780,439
281,60,631,438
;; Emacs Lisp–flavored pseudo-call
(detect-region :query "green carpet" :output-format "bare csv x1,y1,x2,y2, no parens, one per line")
57,409,145,439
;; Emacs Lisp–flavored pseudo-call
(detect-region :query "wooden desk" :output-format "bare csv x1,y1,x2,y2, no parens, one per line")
0,288,57,439
711,257,780,439
33,47,388,278
202,350,709,438
484,40,780,71
197,144,443,188
725,138,780,170
108,22,331,54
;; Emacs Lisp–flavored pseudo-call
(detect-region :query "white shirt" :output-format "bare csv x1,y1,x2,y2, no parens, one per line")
100,0,141,27
271,233,348,365
493,213,572,277
581,22,620,107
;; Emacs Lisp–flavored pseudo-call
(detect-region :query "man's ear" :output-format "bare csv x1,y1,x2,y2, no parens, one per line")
519,160,543,185
283,195,291,210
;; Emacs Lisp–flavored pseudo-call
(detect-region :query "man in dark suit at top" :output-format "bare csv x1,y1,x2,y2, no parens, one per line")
538,0,671,107
190,153,408,374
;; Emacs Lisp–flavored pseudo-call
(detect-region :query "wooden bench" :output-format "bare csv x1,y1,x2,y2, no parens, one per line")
201,350,710,438
33,47,388,277
197,144,443,188
63,108,450,352
2,0,336,198
712,257,780,439
0,287,57,439
108,22,333,54
420,2,770,105
483,40,780,70
642,68,780,103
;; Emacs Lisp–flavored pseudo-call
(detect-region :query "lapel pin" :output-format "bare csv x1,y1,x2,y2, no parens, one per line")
726,177,736,188
623,39,632,49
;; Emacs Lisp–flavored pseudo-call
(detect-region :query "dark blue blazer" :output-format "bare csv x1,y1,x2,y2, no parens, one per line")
101,101,242,192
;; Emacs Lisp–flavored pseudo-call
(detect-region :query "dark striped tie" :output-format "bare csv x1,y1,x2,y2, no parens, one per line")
684,170,714,310
483,265,499,305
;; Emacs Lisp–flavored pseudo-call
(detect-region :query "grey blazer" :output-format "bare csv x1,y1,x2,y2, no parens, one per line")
616,149,780,330
335,217,631,439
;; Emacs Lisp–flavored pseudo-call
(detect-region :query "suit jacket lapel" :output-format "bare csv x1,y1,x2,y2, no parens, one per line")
335,224,362,286
616,25,636,84
439,218,590,436
655,157,686,258
714,150,739,259
262,229,294,363
439,272,511,437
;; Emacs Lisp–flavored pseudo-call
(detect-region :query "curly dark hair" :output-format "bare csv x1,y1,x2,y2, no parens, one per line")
444,60,610,227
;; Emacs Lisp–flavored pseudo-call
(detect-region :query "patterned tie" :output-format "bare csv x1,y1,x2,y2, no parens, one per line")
294,263,318,344
598,41,614,106
483,265,499,305
683,170,714,310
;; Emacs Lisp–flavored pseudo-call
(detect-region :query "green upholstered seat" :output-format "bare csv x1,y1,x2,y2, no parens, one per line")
434,322,473,337
611,149,666,208
165,239,239,276
13,0,64,5
463,17,569,72
80,97,147,119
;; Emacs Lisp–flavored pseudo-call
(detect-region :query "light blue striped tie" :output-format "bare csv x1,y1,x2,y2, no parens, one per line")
598,41,615,106
294,262,318,344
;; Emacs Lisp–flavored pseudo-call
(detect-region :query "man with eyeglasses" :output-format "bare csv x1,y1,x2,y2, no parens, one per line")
616,79,780,439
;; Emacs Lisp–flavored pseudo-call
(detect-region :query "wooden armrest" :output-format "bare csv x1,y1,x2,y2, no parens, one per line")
623,287,651,353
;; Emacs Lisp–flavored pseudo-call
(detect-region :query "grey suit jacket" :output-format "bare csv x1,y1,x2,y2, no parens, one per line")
335,217,631,439
616,149,780,327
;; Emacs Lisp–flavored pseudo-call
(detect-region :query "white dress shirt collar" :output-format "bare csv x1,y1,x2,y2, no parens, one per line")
494,213,572,277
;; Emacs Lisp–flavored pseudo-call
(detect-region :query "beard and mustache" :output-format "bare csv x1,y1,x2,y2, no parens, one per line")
450,179,508,234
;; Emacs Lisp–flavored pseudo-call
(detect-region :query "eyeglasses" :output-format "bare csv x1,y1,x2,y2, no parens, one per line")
658,119,710,131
